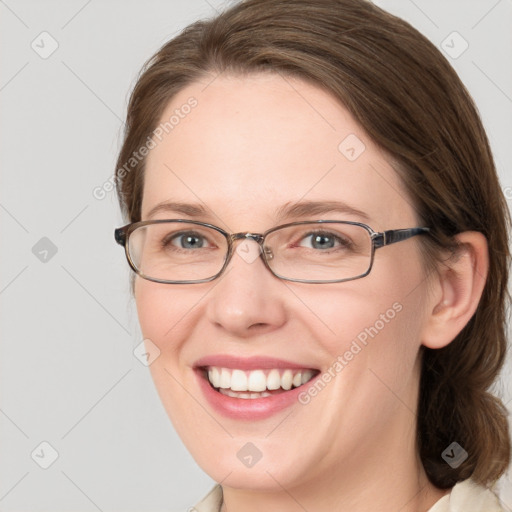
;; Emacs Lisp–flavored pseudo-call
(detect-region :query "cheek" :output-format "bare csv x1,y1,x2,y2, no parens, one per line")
290,280,427,449
303,284,422,355
134,279,198,353
304,251,428,385
134,280,221,441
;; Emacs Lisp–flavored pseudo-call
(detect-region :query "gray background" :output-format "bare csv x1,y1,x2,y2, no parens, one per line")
1,0,511,510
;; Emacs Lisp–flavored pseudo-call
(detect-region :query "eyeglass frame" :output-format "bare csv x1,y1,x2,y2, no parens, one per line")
114,219,430,285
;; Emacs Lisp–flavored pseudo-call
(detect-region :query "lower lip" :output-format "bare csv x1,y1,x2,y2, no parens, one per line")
195,370,317,421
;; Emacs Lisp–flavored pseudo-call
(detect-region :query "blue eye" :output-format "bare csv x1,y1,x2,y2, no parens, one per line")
163,231,207,250
298,231,350,251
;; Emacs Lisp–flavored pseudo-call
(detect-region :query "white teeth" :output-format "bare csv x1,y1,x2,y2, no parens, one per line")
281,369,293,390
205,366,316,394
219,389,272,399
267,369,281,390
248,370,267,392
302,370,314,385
231,369,247,391
219,368,231,388
208,367,220,388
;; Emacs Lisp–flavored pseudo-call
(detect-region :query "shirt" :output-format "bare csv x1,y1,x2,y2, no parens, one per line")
192,478,504,511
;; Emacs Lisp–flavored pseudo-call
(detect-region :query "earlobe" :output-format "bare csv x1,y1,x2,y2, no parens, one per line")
421,232,489,350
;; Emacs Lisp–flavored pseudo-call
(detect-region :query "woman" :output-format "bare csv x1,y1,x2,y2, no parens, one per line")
114,0,511,509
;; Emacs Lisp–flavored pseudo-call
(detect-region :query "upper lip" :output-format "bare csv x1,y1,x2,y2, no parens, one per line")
193,354,319,371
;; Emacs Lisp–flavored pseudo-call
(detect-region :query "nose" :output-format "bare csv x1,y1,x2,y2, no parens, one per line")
205,238,288,338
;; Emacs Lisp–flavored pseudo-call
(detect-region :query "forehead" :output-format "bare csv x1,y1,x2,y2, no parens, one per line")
142,73,417,232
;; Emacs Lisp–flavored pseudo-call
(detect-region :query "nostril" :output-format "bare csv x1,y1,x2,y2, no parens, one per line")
249,322,268,330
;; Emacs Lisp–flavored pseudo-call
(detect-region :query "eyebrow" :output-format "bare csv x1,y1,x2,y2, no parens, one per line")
145,200,370,223
274,200,370,223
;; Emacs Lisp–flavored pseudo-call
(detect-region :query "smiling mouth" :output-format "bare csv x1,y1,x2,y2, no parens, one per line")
201,366,320,399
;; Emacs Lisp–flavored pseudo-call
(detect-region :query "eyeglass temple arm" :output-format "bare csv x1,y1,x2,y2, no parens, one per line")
115,228,127,247
373,227,430,249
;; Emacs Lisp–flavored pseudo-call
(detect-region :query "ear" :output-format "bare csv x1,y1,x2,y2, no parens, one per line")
421,231,489,349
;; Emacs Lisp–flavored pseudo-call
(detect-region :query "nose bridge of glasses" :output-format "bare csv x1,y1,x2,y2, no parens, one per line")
228,232,274,261
229,232,265,244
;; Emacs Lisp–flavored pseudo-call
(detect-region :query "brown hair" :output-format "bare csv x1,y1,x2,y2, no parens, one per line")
115,0,511,489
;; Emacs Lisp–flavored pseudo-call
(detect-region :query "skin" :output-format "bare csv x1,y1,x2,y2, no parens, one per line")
135,73,488,511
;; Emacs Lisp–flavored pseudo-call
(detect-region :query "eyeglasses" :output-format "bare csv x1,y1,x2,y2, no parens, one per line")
114,219,430,284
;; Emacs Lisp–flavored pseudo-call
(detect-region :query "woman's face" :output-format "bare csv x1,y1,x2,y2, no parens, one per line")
136,73,433,492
